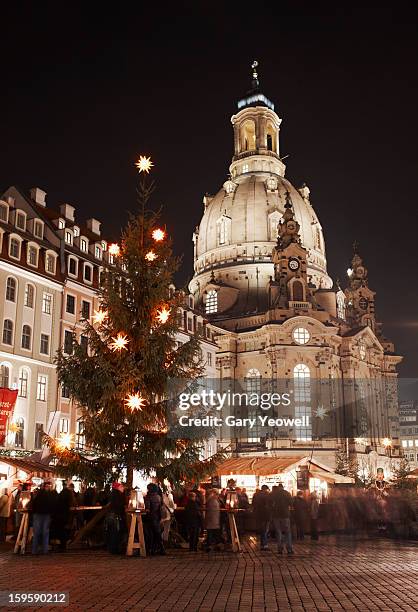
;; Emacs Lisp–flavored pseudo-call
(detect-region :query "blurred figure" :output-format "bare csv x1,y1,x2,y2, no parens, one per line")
145,483,165,555
271,484,293,554
106,482,127,554
253,484,271,550
55,482,76,551
161,489,176,544
0,489,10,543
31,480,55,554
205,489,221,552
293,491,308,540
184,492,203,551
310,491,320,541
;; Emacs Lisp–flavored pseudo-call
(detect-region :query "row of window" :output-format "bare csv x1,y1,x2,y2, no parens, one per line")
2,319,50,354
67,255,94,282
0,204,45,239
401,439,418,448
66,294,91,319
3,416,72,449
3,233,57,273
0,364,48,400
6,277,55,312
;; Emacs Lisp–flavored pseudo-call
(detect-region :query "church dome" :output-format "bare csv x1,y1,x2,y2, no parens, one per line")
189,64,332,316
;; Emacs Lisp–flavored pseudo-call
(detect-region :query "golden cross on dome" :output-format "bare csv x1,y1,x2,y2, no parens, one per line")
251,60,259,89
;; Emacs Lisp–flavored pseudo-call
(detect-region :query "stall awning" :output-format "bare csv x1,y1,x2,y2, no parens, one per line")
0,456,56,477
309,466,354,484
216,456,305,476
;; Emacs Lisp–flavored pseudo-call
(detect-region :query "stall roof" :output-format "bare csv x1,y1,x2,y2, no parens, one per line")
216,456,305,476
309,466,354,484
0,456,56,476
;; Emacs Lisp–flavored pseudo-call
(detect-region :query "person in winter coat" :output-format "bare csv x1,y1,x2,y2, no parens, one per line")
161,490,176,544
144,483,165,555
31,481,56,554
252,485,271,550
0,489,10,543
54,482,76,551
106,482,127,554
184,492,203,551
205,489,221,551
310,491,320,540
270,484,293,554
293,491,308,540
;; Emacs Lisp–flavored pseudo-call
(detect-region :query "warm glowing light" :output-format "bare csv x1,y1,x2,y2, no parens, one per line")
145,250,157,262
125,393,146,411
56,433,74,450
382,438,392,447
152,228,165,242
347,268,353,277
93,310,107,325
156,306,170,324
8,422,21,433
110,333,129,351
108,243,120,256
135,156,153,174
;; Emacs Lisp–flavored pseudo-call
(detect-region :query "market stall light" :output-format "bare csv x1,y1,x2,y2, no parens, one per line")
93,309,107,325
382,437,392,447
152,228,165,242
108,243,120,256
125,393,146,411
110,333,129,351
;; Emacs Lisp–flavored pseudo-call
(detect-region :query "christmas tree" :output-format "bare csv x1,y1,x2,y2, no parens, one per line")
47,157,223,487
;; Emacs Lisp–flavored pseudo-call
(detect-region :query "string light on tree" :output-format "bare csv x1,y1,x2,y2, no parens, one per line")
156,306,170,324
125,393,146,411
135,156,153,174
145,250,157,262
108,243,120,257
152,228,165,242
110,333,129,352
93,310,107,325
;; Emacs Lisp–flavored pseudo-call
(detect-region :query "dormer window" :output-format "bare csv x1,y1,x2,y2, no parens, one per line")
58,218,65,230
34,220,44,239
0,203,9,223
242,163,249,174
80,238,88,252
65,230,73,245
73,226,80,237
9,235,21,260
95,245,102,260
101,241,107,251
16,211,26,231
27,244,39,267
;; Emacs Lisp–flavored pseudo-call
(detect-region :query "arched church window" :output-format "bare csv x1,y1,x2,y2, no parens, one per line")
315,228,322,250
241,120,256,152
336,293,346,320
205,290,218,314
217,215,231,246
266,122,276,152
245,368,261,393
293,364,311,440
268,211,281,241
292,280,304,302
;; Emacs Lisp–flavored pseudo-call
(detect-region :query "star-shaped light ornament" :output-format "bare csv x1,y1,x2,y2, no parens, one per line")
152,228,165,242
110,333,129,352
156,306,170,325
125,393,146,411
56,433,74,450
145,250,157,262
93,309,107,325
135,156,153,174
314,406,329,420
108,243,120,257
8,422,21,433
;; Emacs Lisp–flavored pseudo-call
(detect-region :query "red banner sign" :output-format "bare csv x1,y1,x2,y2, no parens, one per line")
0,387,18,446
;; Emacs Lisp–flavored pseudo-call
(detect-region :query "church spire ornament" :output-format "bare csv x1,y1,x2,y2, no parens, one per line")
251,60,259,90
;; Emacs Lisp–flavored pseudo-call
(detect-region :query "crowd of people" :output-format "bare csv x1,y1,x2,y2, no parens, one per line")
0,477,416,555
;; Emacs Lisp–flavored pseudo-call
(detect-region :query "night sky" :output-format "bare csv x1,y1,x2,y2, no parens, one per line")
1,3,417,376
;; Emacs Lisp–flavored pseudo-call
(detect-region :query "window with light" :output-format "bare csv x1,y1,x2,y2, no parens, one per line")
205,290,218,314
293,363,312,440
293,327,310,345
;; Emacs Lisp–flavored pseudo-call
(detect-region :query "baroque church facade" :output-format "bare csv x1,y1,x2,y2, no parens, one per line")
189,64,401,473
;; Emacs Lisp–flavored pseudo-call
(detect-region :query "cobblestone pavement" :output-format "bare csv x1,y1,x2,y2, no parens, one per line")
0,535,417,611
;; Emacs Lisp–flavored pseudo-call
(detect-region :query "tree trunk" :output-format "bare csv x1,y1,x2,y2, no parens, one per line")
126,463,134,489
